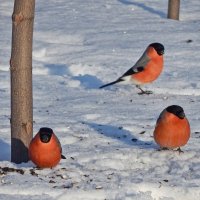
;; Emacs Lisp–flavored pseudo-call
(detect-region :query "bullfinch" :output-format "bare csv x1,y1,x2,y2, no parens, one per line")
153,105,190,152
29,127,66,168
99,43,164,94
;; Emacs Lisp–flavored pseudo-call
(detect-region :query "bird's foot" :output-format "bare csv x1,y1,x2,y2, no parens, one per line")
174,147,184,154
138,90,153,95
136,85,153,95
157,147,169,151
157,147,184,154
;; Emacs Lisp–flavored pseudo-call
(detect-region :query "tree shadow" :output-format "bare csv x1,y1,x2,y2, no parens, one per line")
118,0,166,18
0,139,10,161
84,121,156,150
11,138,29,164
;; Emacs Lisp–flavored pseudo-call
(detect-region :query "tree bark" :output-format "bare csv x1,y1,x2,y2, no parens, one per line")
167,0,180,20
10,0,35,163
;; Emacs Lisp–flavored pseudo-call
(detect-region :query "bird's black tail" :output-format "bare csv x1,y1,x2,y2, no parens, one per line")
61,154,66,159
99,79,123,89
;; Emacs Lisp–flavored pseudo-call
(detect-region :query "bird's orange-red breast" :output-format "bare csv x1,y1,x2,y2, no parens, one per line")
99,43,164,94
29,127,66,168
132,45,163,84
153,105,190,149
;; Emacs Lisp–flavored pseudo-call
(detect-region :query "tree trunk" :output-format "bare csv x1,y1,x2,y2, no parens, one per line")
10,0,35,163
167,0,180,20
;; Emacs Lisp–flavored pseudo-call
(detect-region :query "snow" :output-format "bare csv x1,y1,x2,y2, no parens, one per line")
1,0,200,199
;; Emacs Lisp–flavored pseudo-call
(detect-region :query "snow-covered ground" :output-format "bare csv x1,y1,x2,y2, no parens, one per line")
1,0,200,199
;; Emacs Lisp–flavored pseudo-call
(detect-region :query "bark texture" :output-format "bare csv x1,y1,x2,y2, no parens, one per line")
10,0,35,163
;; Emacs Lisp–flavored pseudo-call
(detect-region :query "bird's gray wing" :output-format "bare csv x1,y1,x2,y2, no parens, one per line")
122,52,150,77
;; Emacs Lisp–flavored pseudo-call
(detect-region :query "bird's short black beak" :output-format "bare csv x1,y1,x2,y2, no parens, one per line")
158,50,164,55
40,133,51,143
178,111,185,119
39,127,53,143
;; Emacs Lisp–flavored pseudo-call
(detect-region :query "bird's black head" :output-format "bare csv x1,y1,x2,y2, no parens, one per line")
166,105,185,119
39,127,53,143
149,43,164,55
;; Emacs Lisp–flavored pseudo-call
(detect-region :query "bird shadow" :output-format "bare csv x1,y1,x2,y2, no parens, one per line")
84,121,156,150
45,63,103,89
0,139,10,161
118,0,166,18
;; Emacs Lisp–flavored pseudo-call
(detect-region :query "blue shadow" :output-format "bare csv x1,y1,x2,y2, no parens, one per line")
73,74,103,89
45,63,103,89
118,0,166,18
0,139,10,161
84,122,156,150
45,64,68,76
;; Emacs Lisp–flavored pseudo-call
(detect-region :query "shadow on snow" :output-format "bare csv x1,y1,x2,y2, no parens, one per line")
118,0,166,18
0,139,10,161
84,121,156,150
45,63,103,89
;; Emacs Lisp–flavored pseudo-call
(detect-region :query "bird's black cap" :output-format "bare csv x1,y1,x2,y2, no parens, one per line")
166,105,185,119
149,43,164,55
39,127,53,143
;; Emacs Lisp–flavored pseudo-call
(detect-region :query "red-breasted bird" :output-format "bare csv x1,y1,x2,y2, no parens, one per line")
29,127,66,168
99,43,164,94
153,105,190,152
